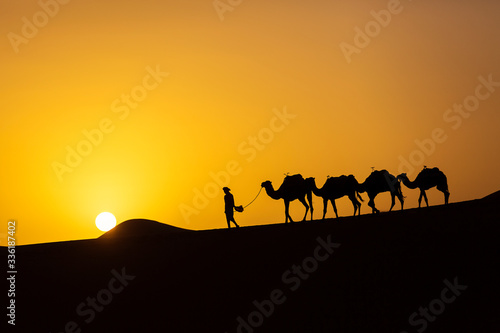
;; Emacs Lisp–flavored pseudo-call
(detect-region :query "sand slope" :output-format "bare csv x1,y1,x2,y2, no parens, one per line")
10,194,500,332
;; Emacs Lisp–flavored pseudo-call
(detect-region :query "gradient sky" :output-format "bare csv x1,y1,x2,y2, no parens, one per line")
1,0,499,245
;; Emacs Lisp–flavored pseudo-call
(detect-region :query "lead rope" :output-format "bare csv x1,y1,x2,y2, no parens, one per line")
235,187,264,211
243,186,264,208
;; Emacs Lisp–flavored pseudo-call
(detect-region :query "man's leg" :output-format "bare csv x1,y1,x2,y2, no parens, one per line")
231,216,239,228
227,211,238,228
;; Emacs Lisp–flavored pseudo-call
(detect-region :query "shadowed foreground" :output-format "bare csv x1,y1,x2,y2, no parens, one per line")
9,192,500,332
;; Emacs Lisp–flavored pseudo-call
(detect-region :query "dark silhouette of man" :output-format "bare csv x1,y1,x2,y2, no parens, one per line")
223,187,240,228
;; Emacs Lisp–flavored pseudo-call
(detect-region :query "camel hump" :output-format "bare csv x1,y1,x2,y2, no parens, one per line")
371,169,387,176
367,169,389,180
347,174,360,184
327,175,348,183
284,174,304,182
326,175,358,188
278,174,305,191
325,176,341,186
420,167,443,177
431,167,444,175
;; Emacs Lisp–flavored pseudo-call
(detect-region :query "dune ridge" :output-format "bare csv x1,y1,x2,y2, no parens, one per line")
98,218,192,240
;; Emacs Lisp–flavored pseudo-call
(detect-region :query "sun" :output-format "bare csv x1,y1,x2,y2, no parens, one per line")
95,212,117,232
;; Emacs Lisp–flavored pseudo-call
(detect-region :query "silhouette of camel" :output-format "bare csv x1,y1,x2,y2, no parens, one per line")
305,175,363,219
397,166,450,207
261,174,313,223
357,170,404,214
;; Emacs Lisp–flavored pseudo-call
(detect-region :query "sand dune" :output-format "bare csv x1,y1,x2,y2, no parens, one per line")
98,218,192,240
10,192,500,332
481,189,500,202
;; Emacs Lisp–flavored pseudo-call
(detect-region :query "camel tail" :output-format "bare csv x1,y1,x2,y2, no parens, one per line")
356,191,364,202
437,182,449,194
436,170,449,192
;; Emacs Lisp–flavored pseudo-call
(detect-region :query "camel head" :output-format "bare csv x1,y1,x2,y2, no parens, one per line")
261,180,272,188
261,180,281,200
304,177,316,188
397,173,408,181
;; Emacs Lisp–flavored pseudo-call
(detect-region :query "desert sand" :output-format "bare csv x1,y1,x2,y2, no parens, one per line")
9,192,500,332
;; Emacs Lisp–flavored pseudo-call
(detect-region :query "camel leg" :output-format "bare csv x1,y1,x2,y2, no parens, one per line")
284,200,293,223
422,191,429,207
348,194,358,216
368,195,379,214
331,199,338,218
389,193,396,212
307,191,314,221
322,198,328,219
299,196,309,222
368,198,374,214
356,193,362,216
418,191,423,208
437,185,450,205
398,194,404,211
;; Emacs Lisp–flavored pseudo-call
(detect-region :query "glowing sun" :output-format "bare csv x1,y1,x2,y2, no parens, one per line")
95,212,117,232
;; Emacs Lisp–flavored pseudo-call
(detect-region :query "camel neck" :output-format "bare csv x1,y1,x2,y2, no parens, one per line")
357,181,366,192
402,177,418,189
264,186,281,200
309,181,322,196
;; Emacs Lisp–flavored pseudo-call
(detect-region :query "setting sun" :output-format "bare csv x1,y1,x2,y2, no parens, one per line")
95,212,117,232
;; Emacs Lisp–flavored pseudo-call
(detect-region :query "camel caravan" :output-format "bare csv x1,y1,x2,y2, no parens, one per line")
260,167,450,223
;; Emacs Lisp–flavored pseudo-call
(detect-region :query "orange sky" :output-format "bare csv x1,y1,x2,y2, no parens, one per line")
1,0,499,245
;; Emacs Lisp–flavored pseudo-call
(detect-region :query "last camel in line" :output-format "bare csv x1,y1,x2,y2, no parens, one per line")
397,166,450,207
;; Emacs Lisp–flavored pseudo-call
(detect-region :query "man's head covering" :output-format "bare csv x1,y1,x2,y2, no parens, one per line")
223,187,231,192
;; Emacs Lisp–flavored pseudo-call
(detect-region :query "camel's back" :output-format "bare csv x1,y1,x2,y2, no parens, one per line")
418,167,446,182
325,175,351,187
324,175,359,193
364,170,400,193
279,174,305,191
366,170,392,183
